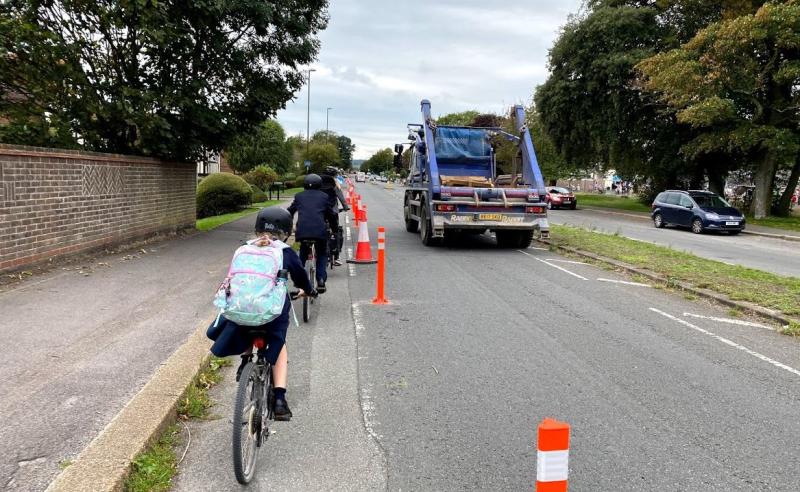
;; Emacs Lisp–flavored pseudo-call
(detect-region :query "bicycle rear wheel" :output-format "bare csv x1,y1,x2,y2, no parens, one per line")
303,259,316,322
232,362,260,484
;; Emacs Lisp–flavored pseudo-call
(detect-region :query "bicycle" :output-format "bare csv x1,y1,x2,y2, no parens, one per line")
299,240,318,322
231,327,274,484
232,290,307,484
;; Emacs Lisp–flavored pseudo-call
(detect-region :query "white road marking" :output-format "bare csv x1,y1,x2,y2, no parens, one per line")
597,278,650,287
682,312,775,331
518,250,588,280
548,259,589,265
345,214,350,225
346,247,356,277
528,246,549,251
650,308,800,378
351,302,380,441
345,227,352,242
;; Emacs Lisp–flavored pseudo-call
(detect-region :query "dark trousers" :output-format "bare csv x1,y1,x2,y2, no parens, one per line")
299,239,328,283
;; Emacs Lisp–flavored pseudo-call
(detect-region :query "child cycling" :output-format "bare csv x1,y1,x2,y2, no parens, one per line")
206,207,316,421
287,174,338,292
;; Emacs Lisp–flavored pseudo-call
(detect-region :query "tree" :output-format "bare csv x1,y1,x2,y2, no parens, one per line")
303,143,340,173
0,1,329,162
362,148,394,175
226,120,292,174
637,1,800,217
436,111,480,126
242,165,279,191
336,135,356,169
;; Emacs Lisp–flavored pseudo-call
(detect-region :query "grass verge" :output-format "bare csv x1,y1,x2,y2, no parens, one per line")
124,356,231,491
575,193,651,213
548,224,800,316
747,215,800,233
196,200,280,232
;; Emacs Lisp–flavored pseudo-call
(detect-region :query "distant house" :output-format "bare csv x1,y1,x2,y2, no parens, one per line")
197,151,234,175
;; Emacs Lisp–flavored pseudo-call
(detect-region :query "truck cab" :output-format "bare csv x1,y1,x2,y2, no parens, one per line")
403,100,549,247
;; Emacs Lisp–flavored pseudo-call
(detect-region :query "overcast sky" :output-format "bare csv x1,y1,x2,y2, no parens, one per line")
276,0,584,160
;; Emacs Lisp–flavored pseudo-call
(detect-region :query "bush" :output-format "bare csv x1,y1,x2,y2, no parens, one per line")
281,172,296,184
294,174,306,188
250,184,268,204
197,173,252,218
242,165,279,191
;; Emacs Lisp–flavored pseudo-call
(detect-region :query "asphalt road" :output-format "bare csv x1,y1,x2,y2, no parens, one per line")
345,183,800,490
0,216,260,491
548,207,800,278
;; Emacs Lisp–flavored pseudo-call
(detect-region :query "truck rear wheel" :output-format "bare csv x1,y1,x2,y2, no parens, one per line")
496,230,533,248
404,197,418,232
420,203,438,246
518,230,534,248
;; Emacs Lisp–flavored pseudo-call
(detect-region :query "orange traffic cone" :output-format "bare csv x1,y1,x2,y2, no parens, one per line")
347,205,377,264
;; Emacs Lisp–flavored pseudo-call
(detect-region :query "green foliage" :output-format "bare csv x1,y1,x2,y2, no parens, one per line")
637,2,800,218
303,143,340,173
125,425,179,492
242,165,279,191
336,135,356,169
362,148,394,174
281,172,297,184
196,173,252,219
250,184,268,204
436,110,480,126
294,174,307,188
0,1,329,161
227,120,292,174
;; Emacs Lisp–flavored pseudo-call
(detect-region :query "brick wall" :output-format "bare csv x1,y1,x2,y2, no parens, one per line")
0,144,196,273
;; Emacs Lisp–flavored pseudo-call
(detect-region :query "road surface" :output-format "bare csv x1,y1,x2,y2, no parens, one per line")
548,207,800,277
178,183,800,491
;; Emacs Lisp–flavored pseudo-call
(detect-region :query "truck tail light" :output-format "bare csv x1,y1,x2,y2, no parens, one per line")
435,204,456,212
526,206,545,214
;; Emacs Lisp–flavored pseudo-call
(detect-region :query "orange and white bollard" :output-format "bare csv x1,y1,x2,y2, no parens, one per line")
347,205,377,264
372,227,388,304
536,418,570,492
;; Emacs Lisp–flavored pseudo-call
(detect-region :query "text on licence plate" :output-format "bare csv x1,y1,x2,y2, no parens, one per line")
479,213,503,220
725,221,739,226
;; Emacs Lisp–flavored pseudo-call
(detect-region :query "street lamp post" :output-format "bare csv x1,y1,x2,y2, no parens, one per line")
306,68,316,155
326,107,333,144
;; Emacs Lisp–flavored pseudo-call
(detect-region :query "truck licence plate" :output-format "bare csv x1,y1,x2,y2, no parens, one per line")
479,213,503,221
725,221,739,226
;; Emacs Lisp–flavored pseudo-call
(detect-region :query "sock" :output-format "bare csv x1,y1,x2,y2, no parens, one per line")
274,387,286,401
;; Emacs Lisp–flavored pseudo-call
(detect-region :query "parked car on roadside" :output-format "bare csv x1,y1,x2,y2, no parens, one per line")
651,190,745,234
545,187,577,210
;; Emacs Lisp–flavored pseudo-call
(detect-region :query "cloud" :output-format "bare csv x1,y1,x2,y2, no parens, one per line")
277,0,582,159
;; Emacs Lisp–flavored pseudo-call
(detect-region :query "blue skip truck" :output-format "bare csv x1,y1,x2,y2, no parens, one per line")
402,99,550,247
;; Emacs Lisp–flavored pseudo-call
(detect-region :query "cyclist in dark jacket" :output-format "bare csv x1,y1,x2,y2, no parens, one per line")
287,174,337,292
321,167,349,266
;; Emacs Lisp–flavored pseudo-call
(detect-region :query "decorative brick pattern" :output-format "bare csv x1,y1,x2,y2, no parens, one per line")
0,145,196,273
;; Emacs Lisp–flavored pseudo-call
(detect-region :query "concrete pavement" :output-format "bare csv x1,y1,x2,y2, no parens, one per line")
0,214,259,491
548,207,800,277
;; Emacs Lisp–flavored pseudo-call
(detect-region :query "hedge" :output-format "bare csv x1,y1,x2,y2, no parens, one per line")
197,173,252,218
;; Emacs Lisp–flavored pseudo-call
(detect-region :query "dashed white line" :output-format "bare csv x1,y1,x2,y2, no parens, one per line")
347,247,356,277
597,278,650,287
528,246,549,251
351,302,380,441
650,308,800,378
682,312,775,331
518,250,588,280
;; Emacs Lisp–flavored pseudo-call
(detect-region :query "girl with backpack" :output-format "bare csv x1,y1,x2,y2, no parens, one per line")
207,207,316,420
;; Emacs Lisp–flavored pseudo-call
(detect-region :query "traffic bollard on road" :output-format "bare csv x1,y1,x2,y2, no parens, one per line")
536,418,570,492
372,227,388,304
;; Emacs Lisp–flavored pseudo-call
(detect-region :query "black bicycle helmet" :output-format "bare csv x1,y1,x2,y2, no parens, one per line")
304,173,322,190
323,166,339,176
255,207,293,236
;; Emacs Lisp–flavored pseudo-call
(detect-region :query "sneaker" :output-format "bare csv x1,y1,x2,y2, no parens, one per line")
317,280,326,293
334,259,343,266
235,354,251,382
273,398,292,421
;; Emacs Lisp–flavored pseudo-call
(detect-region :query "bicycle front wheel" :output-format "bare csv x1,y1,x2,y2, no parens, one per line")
232,362,260,484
